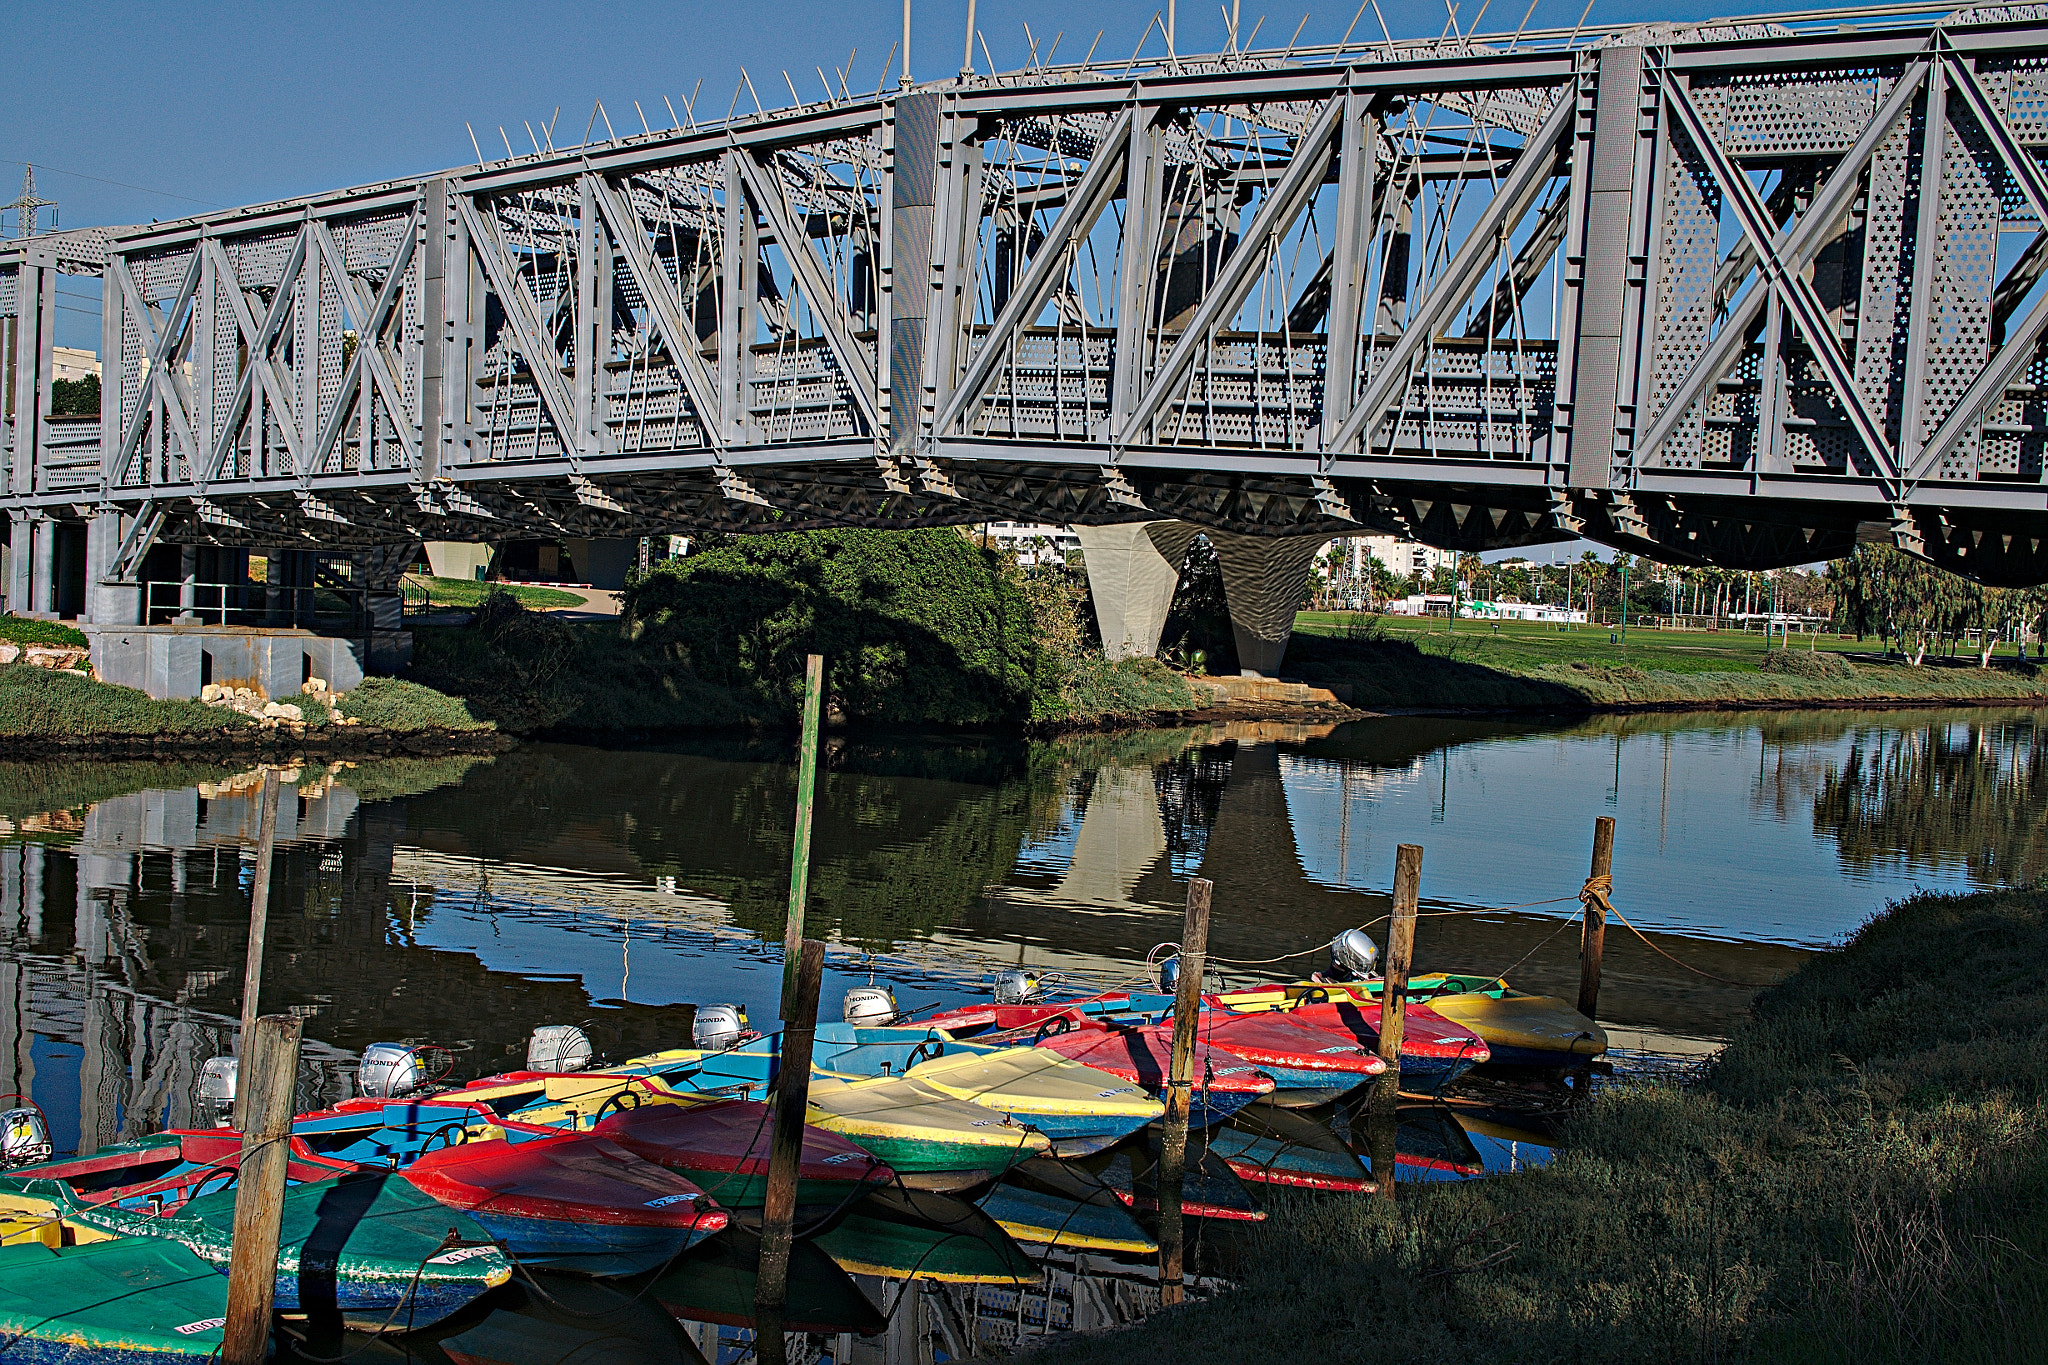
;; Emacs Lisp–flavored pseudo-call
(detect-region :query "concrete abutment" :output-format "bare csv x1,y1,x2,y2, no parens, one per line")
1077,520,1330,676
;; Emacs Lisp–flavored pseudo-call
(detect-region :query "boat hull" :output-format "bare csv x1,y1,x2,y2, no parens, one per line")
0,1240,231,1365
55,1172,512,1329
460,1208,721,1277
400,1133,729,1279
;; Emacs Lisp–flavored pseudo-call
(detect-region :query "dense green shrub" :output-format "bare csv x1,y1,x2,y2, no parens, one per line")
407,590,583,731
623,529,1038,725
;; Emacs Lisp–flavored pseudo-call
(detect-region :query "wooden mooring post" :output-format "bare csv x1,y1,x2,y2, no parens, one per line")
780,654,825,1018
233,768,282,1129
1369,844,1423,1199
222,1012,304,1365
1578,816,1615,1021
754,937,826,1365
1157,876,1213,1306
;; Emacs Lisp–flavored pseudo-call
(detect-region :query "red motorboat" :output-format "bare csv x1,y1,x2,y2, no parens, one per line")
928,994,1384,1105
593,1097,894,1211
1244,994,1490,1087
402,1131,728,1277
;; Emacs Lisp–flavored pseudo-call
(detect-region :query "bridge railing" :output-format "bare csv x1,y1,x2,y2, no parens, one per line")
140,580,370,632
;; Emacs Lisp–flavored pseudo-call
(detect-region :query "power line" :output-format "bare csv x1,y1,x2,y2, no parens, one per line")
0,158,226,210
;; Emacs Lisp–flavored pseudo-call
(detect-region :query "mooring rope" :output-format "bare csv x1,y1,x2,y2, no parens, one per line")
1582,875,1782,989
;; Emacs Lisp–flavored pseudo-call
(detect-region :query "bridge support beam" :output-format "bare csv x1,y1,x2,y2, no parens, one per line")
1076,521,1198,661
1209,531,1329,678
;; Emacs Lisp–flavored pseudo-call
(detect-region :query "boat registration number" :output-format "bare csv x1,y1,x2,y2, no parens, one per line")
643,1192,701,1208
175,1319,227,1336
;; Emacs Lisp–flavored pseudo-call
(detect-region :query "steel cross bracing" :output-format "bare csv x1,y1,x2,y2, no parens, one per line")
9,3,2048,584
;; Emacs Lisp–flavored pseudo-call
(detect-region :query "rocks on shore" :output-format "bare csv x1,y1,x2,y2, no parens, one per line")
0,643,90,671
197,677,363,729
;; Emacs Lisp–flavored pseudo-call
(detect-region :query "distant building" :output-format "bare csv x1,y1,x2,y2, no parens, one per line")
1322,535,1455,605
52,347,100,383
982,521,1080,568
1387,594,1586,623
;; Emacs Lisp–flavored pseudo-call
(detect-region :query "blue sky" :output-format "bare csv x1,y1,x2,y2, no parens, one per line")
6,0,1736,236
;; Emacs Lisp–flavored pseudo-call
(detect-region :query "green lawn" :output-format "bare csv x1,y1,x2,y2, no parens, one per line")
1284,611,2046,708
399,575,585,611
1295,611,1993,674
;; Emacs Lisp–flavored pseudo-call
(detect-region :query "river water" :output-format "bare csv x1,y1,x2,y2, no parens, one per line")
0,705,2039,1360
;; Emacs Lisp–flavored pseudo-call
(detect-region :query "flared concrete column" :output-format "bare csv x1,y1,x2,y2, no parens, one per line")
5,514,29,617
86,511,141,626
29,519,54,616
1208,529,1331,676
1075,521,1199,661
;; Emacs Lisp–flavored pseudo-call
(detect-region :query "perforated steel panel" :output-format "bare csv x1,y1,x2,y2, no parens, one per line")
1645,103,1725,468
1853,118,1915,447
1922,101,2003,479
1713,73,1885,156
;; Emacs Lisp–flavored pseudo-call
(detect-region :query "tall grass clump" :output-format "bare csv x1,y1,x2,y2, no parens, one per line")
1028,884,2048,1365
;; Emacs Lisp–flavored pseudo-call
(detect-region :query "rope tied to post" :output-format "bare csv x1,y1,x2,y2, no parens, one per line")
1581,871,1778,990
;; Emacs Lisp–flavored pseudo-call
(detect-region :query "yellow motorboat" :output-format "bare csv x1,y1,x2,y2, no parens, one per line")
607,1044,1052,1191
811,1025,1162,1145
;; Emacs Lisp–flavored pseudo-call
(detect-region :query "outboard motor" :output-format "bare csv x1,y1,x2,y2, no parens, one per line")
1157,955,1181,994
1330,929,1381,981
0,1107,52,1167
358,1043,427,1099
993,970,1040,1005
526,1024,594,1073
692,1004,750,1052
197,1055,240,1127
843,987,900,1028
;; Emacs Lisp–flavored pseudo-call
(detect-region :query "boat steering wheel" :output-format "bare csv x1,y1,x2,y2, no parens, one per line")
421,1122,470,1152
1032,1015,1075,1044
594,1089,642,1123
904,1039,946,1068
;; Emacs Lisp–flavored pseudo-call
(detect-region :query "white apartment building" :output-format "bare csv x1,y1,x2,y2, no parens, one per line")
982,521,1080,568
52,347,100,383
1330,535,1455,586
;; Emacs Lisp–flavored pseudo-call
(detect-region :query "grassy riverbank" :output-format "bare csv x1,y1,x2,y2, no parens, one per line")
1290,613,2048,710
0,666,500,756
1031,882,2048,1365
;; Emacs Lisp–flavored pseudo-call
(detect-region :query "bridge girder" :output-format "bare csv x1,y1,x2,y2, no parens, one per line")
6,5,2048,606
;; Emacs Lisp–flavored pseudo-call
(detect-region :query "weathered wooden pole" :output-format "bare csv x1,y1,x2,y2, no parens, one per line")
1369,844,1423,1199
222,1012,303,1365
755,937,826,1365
233,768,282,1130
1157,876,1213,1305
780,654,825,1019
1578,816,1615,1020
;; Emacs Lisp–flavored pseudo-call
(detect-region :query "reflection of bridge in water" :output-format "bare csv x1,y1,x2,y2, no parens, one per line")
5,707,1917,1151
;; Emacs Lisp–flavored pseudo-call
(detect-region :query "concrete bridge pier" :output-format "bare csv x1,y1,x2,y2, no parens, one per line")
1075,522,1199,661
1208,531,1330,677
86,511,140,626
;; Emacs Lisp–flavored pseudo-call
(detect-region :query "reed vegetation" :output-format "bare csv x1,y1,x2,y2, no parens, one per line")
1028,883,2048,1364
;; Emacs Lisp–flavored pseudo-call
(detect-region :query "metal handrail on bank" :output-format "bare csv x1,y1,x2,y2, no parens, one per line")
141,580,370,632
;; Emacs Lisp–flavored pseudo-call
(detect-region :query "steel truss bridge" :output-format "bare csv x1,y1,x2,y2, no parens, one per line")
9,2,2048,635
